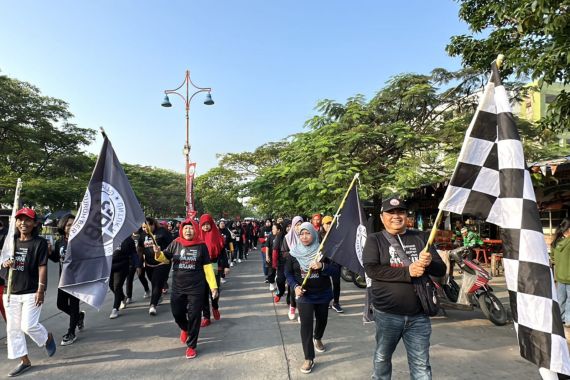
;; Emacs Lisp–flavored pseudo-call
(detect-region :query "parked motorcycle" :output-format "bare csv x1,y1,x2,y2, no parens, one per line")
434,246,508,326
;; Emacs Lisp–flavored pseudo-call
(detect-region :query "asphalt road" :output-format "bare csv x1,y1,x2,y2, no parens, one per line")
0,250,542,379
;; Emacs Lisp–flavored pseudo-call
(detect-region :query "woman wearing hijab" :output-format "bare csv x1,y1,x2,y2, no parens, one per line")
285,222,338,374
283,216,303,320
271,223,286,303
154,218,218,359
199,214,226,326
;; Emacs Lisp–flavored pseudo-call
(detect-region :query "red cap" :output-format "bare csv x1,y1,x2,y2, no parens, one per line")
15,207,36,220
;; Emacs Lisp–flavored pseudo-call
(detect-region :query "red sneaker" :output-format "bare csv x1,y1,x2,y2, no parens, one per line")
180,329,188,344
185,347,197,359
200,318,211,328
212,309,221,321
274,295,281,303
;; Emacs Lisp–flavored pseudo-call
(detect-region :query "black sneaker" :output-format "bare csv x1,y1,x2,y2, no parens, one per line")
45,333,56,357
77,311,85,331
331,303,344,313
8,362,31,377
61,332,76,346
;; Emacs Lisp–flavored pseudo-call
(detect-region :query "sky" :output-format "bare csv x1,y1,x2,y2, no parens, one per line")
0,1,470,176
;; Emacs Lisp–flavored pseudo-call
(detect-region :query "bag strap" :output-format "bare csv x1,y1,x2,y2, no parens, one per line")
381,230,412,266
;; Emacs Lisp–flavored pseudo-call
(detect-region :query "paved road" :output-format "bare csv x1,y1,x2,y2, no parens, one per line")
0,251,541,379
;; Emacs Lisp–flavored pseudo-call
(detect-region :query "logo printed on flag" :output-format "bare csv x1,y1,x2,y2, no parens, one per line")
59,133,145,310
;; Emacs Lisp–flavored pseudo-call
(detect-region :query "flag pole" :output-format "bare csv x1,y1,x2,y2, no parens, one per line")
425,55,505,252
300,173,360,290
6,178,23,303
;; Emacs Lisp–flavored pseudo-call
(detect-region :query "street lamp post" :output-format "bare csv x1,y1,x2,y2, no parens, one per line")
162,70,214,218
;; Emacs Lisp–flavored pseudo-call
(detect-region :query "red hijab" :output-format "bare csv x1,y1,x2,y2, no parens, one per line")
199,214,224,259
175,219,204,247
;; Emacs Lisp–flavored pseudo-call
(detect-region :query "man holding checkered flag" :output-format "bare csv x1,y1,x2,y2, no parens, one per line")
439,57,570,379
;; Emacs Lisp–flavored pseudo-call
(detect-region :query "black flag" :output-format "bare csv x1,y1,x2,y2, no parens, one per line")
59,135,145,309
321,182,367,276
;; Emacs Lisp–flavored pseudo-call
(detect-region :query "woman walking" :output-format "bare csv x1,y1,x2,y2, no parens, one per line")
199,214,225,326
139,217,173,316
3,208,56,377
283,216,303,320
49,213,85,346
108,235,137,319
271,223,286,303
154,218,218,359
285,222,338,374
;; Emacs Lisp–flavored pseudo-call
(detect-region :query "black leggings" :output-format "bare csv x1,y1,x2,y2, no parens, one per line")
171,292,204,348
298,302,329,360
202,273,220,319
331,266,341,304
109,268,128,309
146,264,170,306
57,288,80,334
126,266,150,298
275,265,286,297
286,285,297,308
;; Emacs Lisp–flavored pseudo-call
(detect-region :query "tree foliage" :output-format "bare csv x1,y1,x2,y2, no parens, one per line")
194,167,244,219
0,73,96,210
447,0,570,132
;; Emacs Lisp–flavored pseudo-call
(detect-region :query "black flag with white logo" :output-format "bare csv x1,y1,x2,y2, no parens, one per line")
59,135,145,309
321,183,367,276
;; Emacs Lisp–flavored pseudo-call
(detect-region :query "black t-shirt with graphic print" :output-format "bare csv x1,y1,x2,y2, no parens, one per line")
163,241,211,295
9,237,49,295
139,227,173,266
362,229,446,316
49,238,68,276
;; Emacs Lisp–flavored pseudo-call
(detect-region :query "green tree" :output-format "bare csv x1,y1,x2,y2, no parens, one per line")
123,164,185,217
194,167,244,219
0,73,96,210
447,0,570,132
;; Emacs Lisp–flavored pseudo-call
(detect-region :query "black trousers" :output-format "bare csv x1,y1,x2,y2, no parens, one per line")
202,273,221,319
331,264,341,304
171,291,204,349
297,302,329,360
57,288,80,334
275,264,286,297
146,264,170,306
109,268,128,309
286,285,297,308
126,265,150,298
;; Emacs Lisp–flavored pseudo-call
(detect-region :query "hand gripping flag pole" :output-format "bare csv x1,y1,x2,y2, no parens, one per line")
300,173,360,290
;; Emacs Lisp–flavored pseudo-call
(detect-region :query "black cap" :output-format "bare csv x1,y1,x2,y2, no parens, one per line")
381,196,408,213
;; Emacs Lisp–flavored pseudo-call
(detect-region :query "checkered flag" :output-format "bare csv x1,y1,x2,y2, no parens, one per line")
439,62,570,379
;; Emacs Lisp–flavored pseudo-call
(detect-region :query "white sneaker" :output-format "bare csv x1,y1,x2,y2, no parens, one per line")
230,262,234,268
149,305,157,316
269,283,276,292
143,291,150,299
288,306,296,320
125,297,132,305
109,308,119,319
221,278,227,284
120,300,127,310
237,259,242,263
298,316,301,324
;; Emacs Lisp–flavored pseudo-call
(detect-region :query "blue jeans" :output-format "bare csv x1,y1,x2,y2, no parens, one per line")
372,308,432,380
557,282,570,324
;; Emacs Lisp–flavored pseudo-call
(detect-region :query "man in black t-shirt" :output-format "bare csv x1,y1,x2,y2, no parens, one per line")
362,197,445,380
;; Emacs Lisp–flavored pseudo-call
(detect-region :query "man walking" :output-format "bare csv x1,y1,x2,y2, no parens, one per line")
362,197,445,380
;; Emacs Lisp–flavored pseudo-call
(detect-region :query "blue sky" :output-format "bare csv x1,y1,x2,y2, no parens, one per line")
0,1,470,176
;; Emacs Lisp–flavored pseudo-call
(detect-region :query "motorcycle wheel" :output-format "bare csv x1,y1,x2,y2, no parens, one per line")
341,266,353,282
352,272,367,289
478,292,507,326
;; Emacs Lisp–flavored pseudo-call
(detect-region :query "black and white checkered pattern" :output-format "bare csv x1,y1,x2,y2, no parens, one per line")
439,65,570,379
